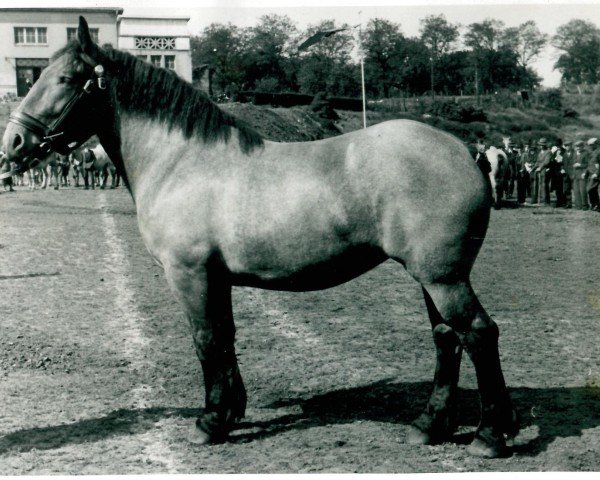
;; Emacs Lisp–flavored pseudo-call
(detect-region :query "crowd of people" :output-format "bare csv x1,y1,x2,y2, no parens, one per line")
472,136,600,210
0,148,119,192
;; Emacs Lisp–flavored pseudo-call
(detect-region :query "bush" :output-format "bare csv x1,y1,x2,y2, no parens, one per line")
536,88,562,110
563,107,579,118
426,100,487,123
254,77,280,93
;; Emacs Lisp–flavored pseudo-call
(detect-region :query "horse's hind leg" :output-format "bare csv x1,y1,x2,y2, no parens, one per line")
420,280,518,457
408,286,462,445
165,260,246,444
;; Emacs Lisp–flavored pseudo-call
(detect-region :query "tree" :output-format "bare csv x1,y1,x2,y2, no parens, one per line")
552,19,600,84
420,14,459,58
501,20,548,68
296,20,358,96
190,23,245,94
464,19,505,51
419,14,459,97
465,19,506,98
361,18,406,97
241,14,298,91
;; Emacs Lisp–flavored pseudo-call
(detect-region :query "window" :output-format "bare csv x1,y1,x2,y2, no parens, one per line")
164,55,175,70
14,27,47,45
135,37,176,50
67,27,99,43
150,55,162,68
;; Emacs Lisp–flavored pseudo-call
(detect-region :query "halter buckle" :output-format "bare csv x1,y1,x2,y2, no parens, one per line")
83,79,94,94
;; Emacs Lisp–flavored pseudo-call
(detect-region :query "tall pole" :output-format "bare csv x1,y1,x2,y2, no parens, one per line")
430,56,435,100
358,11,366,129
360,57,367,129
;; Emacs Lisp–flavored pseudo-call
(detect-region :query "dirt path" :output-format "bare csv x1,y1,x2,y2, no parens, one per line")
0,188,599,473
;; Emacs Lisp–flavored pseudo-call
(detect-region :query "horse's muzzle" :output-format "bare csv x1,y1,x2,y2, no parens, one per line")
2,122,43,164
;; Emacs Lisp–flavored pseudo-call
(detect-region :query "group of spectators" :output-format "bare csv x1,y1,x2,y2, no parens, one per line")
473,136,600,210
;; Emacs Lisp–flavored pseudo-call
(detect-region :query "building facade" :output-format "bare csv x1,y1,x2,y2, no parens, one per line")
0,7,192,97
117,15,192,82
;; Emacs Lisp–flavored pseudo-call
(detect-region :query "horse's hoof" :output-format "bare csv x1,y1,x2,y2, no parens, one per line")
467,435,510,458
188,425,213,445
407,425,433,445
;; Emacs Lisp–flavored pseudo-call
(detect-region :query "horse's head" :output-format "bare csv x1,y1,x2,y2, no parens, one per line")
2,16,110,169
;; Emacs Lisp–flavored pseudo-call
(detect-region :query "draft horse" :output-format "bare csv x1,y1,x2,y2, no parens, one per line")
2,17,518,458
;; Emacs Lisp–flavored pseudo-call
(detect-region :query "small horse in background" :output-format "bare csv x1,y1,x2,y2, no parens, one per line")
486,146,510,209
90,144,120,189
23,152,59,189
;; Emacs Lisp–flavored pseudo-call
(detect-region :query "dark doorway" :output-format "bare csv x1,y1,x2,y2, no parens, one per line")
15,59,49,97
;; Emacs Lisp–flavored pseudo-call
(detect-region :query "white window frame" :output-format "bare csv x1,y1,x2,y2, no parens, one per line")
14,27,48,45
164,55,176,70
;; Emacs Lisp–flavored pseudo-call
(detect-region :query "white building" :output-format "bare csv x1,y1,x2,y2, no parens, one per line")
117,15,192,82
0,7,192,97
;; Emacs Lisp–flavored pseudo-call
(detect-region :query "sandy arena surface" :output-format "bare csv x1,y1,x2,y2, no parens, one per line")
0,186,599,473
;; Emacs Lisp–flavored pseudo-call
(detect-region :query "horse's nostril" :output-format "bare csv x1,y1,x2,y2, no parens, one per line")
12,133,23,151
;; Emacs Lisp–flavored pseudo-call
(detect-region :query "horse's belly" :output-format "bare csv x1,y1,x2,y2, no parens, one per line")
229,244,387,291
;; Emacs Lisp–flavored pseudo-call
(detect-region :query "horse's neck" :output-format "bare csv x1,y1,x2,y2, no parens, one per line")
116,112,203,195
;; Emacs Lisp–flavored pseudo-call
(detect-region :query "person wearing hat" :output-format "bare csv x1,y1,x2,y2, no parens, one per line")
586,137,600,211
571,140,589,210
502,138,518,199
517,143,533,204
551,139,566,207
472,139,492,179
561,140,574,208
531,138,553,205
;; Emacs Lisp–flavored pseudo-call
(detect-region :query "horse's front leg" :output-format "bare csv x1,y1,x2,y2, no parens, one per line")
165,260,246,444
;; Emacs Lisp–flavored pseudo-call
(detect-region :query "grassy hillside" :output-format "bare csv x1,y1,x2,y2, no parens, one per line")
1,94,598,148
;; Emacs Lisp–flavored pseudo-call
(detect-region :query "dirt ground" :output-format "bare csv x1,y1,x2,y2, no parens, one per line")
0,186,599,474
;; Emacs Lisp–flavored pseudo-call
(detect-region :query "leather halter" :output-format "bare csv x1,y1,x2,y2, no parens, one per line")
4,63,107,177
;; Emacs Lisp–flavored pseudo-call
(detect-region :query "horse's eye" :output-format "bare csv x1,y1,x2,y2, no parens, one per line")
58,76,73,85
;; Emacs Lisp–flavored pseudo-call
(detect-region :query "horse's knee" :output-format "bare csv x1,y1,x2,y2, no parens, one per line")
471,314,499,340
432,323,460,349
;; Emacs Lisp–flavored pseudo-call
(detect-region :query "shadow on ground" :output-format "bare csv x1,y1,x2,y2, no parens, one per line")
1,380,598,457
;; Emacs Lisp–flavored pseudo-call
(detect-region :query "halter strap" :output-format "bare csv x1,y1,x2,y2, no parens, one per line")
8,111,50,139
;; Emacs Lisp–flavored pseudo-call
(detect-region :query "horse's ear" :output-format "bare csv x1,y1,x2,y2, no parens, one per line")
77,16,98,57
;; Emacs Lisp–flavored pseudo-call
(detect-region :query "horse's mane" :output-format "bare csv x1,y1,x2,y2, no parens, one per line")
54,42,264,155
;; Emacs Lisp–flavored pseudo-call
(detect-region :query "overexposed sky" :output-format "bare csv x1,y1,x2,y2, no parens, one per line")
4,0,600,86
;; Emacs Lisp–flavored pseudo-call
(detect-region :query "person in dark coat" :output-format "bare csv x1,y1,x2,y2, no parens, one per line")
551,140,566,207
571,140,589,210
516,143,533,204
561,140,574,208
586,138,600,211
533,138,553,205
473,140,492,177
502,140,518,198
